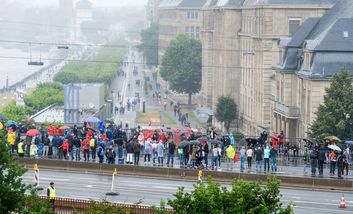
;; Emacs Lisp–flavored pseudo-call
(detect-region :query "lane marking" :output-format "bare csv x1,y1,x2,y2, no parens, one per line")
295,205,353,213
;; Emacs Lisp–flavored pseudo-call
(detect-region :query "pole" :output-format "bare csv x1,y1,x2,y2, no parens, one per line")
111,172,115,192
106,168,119,196
34,164,43,191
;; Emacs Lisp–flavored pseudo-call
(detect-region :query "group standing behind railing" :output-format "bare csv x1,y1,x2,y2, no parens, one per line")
2,122,352,178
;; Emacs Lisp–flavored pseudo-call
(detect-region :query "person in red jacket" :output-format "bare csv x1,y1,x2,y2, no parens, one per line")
47,124,54,143
158,131,167,143
59,138,69,160
82,137,91,161
55,125,62,136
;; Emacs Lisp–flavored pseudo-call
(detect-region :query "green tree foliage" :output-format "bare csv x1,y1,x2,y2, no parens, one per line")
24,82,64,115
0,82,64,121
160,35,202,105
52,71,79,84
23,191,56,214
215,96,237,132
0,138,27,213
0,136,54,213
0,101,27,122
309,68,353,140
138,23,159,67
167,176,293,214
54,41,125,85
86,199,132,214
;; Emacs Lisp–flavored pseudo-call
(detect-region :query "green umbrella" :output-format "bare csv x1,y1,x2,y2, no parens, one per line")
178,141,189,148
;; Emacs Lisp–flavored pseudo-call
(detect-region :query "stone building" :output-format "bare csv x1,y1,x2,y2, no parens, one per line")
239,0,334,136
146,0,161,25
158,0,206,61
200,0,334,134
273,0,353,139
201,0,243,111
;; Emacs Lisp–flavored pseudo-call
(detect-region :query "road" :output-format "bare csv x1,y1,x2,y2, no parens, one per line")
23,169,353,214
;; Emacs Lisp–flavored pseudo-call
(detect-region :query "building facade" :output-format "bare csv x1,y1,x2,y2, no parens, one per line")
201,1,243,111
239,1,332,136
158,0,206,62
273,0,353,139
146,0,161,25
200,0,333,133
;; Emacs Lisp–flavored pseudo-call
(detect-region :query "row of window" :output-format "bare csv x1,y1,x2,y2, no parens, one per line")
187,11,198,19
241,16,301,36
185,26,200,38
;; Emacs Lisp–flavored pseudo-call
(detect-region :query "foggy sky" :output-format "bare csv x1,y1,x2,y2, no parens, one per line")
10,0,148,8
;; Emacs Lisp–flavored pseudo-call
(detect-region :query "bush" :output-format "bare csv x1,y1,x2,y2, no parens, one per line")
167,176,293,214
54,41,125,85
86,199,132,214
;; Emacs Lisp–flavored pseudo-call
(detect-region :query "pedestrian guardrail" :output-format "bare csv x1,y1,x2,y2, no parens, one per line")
38,196,174,214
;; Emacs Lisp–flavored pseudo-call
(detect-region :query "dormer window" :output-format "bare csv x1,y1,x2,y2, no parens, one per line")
343,31,349,38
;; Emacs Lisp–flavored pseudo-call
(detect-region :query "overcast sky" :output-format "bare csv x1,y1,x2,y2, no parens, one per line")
11,0,148,8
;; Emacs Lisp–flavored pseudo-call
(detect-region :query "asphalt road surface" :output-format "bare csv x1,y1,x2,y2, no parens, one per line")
23,169,353,214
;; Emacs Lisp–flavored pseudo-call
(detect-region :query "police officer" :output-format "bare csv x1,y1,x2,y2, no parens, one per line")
47,182,56,210
17,140,25,158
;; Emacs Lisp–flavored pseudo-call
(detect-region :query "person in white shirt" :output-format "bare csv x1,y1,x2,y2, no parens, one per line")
246,147,253,170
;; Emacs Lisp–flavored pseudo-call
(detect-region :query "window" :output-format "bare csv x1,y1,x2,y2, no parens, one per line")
187,11,198,20
191,26,195,35
185,26,189,34
196,27,200,38
288,18,301,36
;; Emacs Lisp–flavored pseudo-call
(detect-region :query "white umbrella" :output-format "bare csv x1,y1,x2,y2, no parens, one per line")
328,144,342,151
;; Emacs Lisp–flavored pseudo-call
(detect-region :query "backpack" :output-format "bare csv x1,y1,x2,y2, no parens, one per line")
98,147,104,157
178,148,183,155
107,149,113,158
90,139,95,148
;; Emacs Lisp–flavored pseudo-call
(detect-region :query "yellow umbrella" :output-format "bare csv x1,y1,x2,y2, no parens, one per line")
0,122,3,130
226,145,235,159
324,136,341,142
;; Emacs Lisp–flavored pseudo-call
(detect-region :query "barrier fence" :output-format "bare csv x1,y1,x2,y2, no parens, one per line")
38,196,174,214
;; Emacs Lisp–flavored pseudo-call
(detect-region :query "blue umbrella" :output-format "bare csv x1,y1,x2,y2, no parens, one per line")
344,141,353,145
85,117,101,123
7,120,17,126
0,115,5,120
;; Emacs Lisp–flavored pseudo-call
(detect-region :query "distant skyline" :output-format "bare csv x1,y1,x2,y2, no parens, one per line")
10,0,148,8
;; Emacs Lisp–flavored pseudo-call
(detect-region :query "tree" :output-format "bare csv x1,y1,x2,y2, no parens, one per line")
0,101,27,122
138,23,159,67
166,176,293,214
0,136,54,213
215,96,237,133
160,34,202,105
24,82,64,115
309,68,353,140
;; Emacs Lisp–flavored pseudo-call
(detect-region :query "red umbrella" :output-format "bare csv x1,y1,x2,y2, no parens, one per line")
60,125,70,130
27,129,39,137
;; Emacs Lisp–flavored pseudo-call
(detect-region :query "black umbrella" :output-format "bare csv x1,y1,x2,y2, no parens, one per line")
190,140,201,145
178,141,189,148
246,138,259,147
210,140,223,145
197,137,208,142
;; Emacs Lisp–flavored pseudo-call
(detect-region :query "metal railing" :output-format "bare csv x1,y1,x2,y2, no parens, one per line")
39,196,173,214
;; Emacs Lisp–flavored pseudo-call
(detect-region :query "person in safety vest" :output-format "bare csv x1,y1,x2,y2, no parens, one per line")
17,140,25,158
47,182,56,210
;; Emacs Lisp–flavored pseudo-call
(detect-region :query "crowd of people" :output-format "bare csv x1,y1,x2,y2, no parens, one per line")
2,120,352,178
